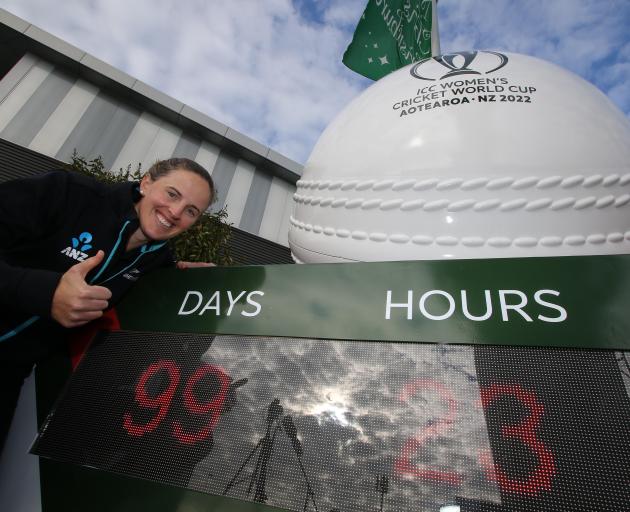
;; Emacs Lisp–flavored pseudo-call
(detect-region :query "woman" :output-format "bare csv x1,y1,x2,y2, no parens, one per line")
0,157,215,451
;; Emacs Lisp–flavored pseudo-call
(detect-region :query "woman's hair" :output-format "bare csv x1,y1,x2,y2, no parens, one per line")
146,158,215,204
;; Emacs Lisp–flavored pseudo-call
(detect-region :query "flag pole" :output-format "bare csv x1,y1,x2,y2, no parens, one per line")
431,0,441,56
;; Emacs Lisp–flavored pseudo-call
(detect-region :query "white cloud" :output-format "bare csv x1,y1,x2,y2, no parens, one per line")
323,0,366,27
0,0,628,163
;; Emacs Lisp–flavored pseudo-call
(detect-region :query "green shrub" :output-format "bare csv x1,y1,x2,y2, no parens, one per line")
66,152,233,265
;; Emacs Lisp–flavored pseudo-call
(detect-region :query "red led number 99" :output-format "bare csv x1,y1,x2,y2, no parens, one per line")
123,360,230,444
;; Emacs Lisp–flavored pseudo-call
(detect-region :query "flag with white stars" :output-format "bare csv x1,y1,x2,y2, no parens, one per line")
343,0,433,80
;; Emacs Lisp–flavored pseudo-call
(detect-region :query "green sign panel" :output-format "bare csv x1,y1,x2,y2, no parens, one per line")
36,254,630,512
118,254,630,350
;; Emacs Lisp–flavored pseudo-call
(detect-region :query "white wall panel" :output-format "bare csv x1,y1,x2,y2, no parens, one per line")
258,177,292,241
109,111,161,172
141,121,181,169
223,158,255,225
194,140,220,175
0,60,53,132
29,79,98,157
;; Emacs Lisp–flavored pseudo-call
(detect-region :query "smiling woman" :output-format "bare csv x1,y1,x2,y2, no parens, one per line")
0,157,216,454
129,159,215,251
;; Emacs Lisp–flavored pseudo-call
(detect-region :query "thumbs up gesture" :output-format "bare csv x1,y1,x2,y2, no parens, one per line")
51,250,113,328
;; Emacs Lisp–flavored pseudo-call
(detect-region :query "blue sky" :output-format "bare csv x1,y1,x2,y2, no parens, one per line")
0,0,628,164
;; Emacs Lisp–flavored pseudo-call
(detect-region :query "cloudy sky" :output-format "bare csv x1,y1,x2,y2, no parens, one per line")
0,0,628,164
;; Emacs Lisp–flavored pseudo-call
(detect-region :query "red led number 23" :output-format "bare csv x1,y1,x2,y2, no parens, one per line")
395,379,556,496
123,360,230,445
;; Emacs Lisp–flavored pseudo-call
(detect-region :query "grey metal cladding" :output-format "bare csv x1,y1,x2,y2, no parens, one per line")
208,149,238,212
91,102,140,169
239,168,272,234
56,92,139,168
1,68,74,147
172,133,201,160
55,92,117,162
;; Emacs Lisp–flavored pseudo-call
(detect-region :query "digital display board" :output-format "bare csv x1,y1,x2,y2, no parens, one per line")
33,331,630,512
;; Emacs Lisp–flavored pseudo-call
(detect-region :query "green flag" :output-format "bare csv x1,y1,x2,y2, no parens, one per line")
343,0,433,80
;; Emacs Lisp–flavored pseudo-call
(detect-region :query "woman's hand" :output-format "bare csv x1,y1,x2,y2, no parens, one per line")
176,261,216,269
51,250,112,328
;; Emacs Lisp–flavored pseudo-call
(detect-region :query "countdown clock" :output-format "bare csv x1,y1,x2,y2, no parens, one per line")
33,258,630,512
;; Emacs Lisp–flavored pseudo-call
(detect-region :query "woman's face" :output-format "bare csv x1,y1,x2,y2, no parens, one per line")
136,169,212,241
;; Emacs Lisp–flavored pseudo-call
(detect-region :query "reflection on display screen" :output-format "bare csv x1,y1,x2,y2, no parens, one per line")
33,332,630,512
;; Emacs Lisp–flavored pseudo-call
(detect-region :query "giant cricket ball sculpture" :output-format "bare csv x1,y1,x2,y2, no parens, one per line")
289,51,630,263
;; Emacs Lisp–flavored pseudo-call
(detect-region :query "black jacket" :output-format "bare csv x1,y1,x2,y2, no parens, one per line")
0,170,173,362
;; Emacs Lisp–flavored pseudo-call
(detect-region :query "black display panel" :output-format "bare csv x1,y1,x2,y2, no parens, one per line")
33,332,630,512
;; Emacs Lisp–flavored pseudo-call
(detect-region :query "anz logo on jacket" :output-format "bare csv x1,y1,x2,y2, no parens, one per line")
60,231,93,262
